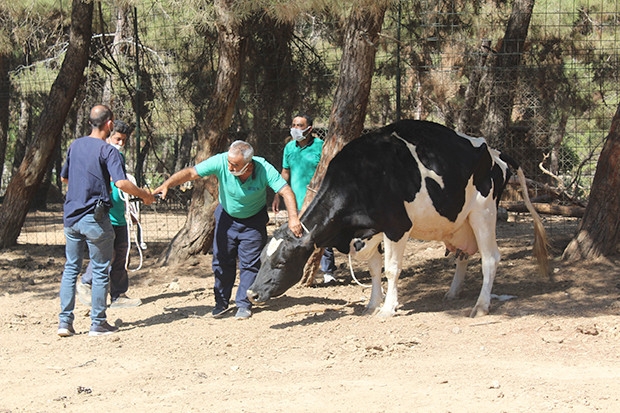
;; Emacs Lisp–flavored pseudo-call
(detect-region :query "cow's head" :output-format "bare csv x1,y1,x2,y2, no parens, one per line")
247,223,315,304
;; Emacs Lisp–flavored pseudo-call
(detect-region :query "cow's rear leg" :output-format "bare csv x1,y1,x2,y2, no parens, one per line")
377,235,408,318
469,209,501,317
363,247,383,315
444,257,468,300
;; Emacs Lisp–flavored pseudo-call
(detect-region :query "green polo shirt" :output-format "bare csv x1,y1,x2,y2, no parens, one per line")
194,152,287,219
282,137,323,210
109,151,127,226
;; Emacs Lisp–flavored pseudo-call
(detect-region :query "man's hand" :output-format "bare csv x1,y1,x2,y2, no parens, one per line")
152,185,168,200
141,191,155,206
288,215,303,237
277,185,303,238
153,167,199,200
116,179,155,206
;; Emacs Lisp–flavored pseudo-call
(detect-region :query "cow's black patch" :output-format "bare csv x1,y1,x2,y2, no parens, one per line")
394,121,490,222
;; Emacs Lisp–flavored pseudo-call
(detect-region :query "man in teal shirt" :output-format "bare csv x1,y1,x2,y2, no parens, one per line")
272,114,336,284
154,141,302,319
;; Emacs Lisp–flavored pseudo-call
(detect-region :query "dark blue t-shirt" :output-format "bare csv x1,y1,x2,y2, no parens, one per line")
61,136,127,227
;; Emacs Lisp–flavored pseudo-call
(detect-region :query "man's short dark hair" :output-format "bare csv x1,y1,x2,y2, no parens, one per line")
294,113,313,126
113,120,133,135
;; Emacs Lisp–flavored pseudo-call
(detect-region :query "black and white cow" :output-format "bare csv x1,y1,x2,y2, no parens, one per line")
248,120,549,317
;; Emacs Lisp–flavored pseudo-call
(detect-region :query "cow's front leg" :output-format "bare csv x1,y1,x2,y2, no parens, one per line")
377,236,408,317
444,257,469,300
364,247,383,315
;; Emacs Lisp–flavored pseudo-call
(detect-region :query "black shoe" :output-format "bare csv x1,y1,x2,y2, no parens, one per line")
89,321,119,336
57,322,76,337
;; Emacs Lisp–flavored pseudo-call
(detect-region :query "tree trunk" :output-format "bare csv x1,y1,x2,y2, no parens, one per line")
12,97,31,176
135,136,151,184
102,5,128,106
299,3,388,286
456,39,492,136
158,0,245,265
0,0,93,249
501,201,585,218
31,138,63,210
481,0,534,148
246,16,294,159
0,52,9,190
549,113,569,175
174,127,195,172
562,103,620,260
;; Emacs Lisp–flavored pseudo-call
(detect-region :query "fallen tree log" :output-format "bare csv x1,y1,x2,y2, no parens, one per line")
500,201,585,218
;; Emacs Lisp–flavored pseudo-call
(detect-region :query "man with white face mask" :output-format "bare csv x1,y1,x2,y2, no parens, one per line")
272,114,337,285
78,120,143,309
154,140,302,319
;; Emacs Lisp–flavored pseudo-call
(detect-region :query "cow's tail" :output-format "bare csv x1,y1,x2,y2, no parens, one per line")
515,166,550,277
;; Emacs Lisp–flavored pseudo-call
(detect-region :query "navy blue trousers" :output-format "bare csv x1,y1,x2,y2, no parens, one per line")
320,247,336,274
212,204,268,310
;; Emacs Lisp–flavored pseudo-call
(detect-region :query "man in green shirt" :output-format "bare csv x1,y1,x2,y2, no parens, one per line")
272,114,336,284
154,140,302,319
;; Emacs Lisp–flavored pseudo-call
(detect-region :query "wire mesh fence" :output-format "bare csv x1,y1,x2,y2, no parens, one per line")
3,0,619,245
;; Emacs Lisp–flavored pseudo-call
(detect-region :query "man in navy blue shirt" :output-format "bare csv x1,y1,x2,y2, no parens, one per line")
58,105,154,337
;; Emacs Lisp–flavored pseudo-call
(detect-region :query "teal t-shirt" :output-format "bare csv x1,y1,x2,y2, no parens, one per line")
282,137,323,210
194,152,287,219
108,183,126,226
109,151,127,226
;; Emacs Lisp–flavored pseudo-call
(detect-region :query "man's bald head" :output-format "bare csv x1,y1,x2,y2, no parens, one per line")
89,105,113,128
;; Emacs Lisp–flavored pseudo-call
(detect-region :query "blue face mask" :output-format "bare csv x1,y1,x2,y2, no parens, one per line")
290,126,310,141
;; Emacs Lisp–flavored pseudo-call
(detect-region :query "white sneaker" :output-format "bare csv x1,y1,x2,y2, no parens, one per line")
109,294,142,309
312,273,337,286
323,273,337,285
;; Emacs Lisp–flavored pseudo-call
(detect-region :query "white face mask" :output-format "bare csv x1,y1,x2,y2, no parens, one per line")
230,161,250,177
290,126,310,141
110,143,122,151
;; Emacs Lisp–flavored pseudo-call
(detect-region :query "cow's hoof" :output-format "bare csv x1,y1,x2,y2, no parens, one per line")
443,291,460,301
375,308,396,318
469,305,489,318
363,306,379,316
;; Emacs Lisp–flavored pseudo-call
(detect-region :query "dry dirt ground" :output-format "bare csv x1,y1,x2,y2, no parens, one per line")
1,215,619,413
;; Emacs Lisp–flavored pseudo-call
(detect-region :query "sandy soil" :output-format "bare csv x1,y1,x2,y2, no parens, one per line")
1,215,619,413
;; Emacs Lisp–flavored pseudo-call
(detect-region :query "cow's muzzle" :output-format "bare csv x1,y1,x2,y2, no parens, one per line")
246,289,263,305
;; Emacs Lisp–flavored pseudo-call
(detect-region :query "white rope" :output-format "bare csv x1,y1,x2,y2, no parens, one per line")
126,198,146,271
118,175,146,272
347,253,372,288
300,221,310,234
